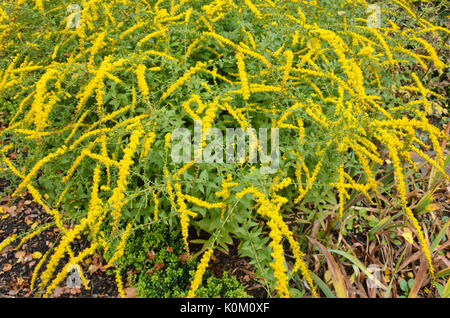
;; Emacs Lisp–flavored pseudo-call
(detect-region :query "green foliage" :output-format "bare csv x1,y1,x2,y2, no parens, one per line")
0,0,448,298
189,272,248,298
119,223,247,298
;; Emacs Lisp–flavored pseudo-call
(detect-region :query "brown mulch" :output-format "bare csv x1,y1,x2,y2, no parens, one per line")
0,181,119,298
209,240,268,298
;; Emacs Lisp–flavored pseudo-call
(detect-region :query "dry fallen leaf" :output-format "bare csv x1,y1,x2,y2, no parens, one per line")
14,251,26,259
15,251,26,263
3,264,12,272
88,264,99,274
124,287,137,298
52,286,65,298
309,237,349,298
69,287,82,295
179,254,188,263
7,205,17,217
401,228,414,244
146,250,155,261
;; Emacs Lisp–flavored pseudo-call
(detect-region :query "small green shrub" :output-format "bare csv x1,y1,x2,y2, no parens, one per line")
118,223,247,298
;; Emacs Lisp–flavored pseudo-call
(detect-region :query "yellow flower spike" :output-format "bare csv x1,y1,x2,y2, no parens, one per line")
216,174,239,200
12,145,67,197
203,32,271,68
164,132,172,153
40,218,88,288
181,97,202,121
243,0,262,18
135,64,150,102
108,127,145,230
115,268,126,298
105,223,133,269
333,164,346,220
14,223,54,251
153,191,160,221
182,194,226,209
236,50,251,101
0,235,17,253
89,31,107,64
160,62,207,101
282,50,294,88
236,186,316,298
120,21,145,39
413,37,447,70
176,162,193,178
62,142,95,183
140,132,156,158
3,155,66,231
187,248,214,298
30,249,50,291
376,130,435,284
44,243,98,298
242,27,257,49
34,0,45,14
28,68,59,133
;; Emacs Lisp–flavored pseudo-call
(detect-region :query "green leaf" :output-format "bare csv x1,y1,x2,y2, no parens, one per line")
431,220,449,252
399,279,408,292
310,272,336,298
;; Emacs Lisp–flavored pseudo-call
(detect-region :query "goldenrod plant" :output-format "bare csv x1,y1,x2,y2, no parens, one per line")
0,0,448,298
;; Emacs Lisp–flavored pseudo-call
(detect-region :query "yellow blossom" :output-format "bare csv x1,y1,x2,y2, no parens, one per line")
187,248,214,298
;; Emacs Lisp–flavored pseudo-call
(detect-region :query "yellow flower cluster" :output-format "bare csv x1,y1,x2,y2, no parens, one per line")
105,223,133,268
108,126,144,229
28,68,59,133
76,56,127,113
160,61,207,101
187,248,214,298
86,164,104,237
14,223,54,251
413,36,447,70
135,64,150,102
236,50,250,100
0,235,17,253
215,174,239,200
236,185,316,298
243,0,262,19
30,250,50,291
2,0,448,298
374,128,436,283
203,32,271,68
153,191,159,221
12,145,67,197
175,183,194,254
40,218,88,288
43,242,98,297
115,269,126,298
282,50,294,88
137,27,168,47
